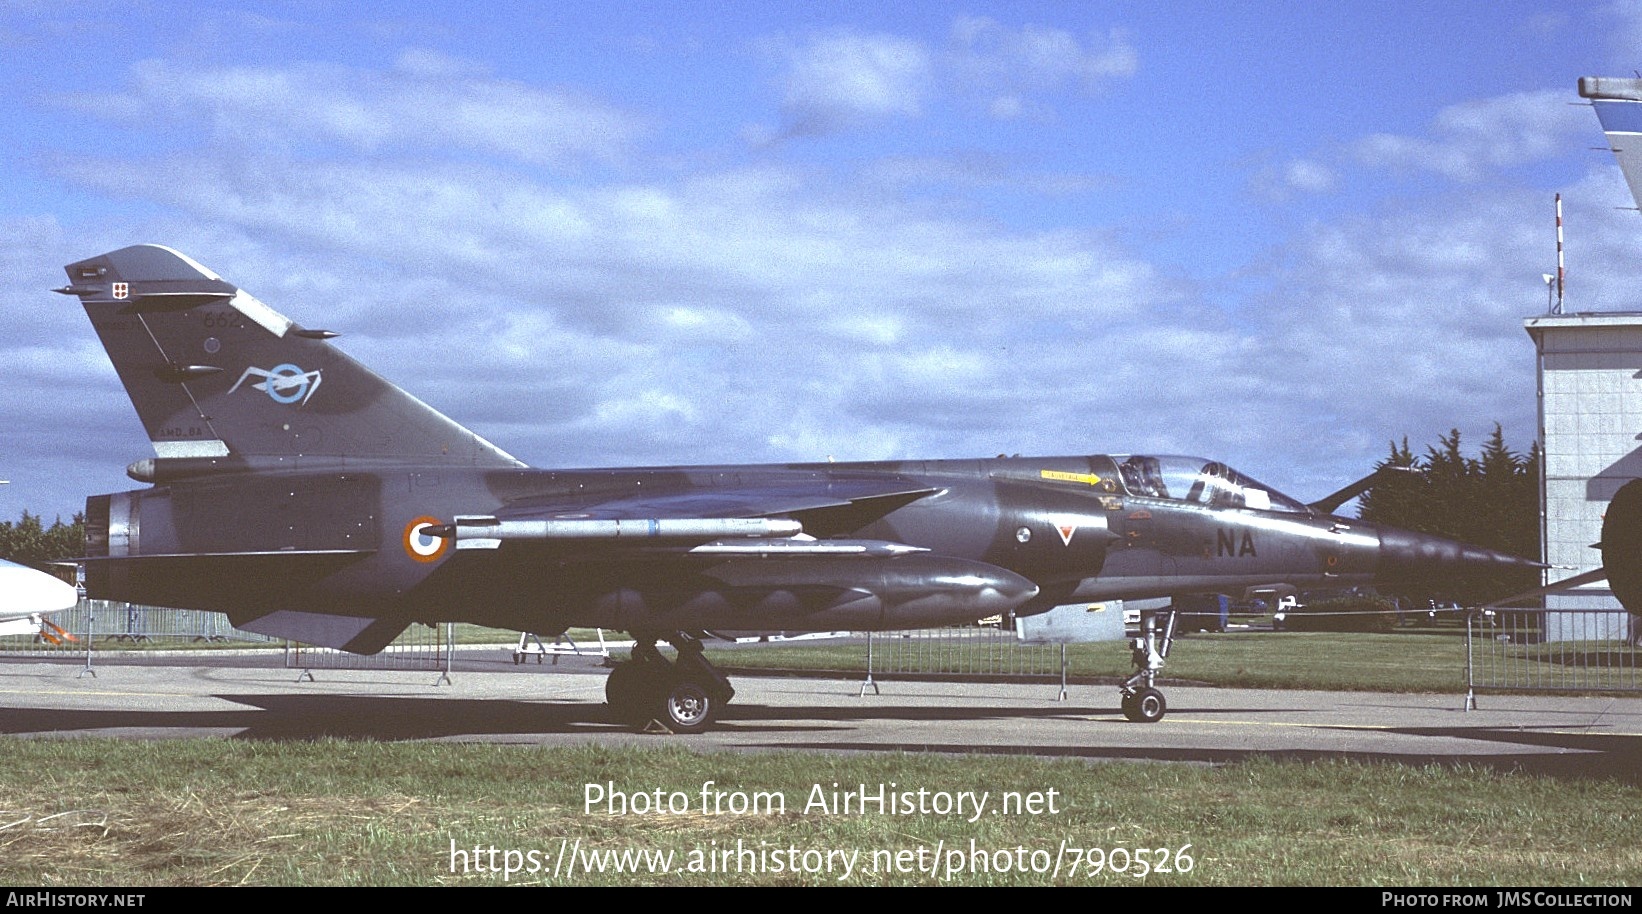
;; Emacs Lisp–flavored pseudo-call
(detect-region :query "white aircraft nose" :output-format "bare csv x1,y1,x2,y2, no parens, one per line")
0,560,78,615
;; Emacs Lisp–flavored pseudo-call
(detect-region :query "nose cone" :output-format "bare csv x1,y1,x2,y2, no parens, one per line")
1374,526,1542,586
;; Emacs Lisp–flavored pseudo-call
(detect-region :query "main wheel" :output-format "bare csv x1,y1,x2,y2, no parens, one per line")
1122,687,1167,723
655,676,716,734
605,662,653,725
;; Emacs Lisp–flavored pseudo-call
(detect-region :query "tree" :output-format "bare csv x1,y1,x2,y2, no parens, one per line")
0,511,86,566
1356,425,1538,606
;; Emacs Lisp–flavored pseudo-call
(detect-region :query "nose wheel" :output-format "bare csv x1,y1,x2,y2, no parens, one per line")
1121,686,1167,723
1121,608,1178,723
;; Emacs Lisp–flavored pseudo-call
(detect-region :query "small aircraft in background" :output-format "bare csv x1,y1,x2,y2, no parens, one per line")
0,558,78,644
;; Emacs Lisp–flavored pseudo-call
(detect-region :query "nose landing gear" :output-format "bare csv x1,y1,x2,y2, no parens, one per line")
1121,609,1177,723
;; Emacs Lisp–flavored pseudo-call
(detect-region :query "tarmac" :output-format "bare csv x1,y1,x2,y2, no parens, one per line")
2,650,1640,781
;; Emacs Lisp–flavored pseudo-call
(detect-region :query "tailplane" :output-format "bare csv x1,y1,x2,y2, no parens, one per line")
59,245,524,475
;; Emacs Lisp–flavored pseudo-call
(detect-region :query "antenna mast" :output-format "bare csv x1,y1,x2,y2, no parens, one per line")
1555,193,1566,313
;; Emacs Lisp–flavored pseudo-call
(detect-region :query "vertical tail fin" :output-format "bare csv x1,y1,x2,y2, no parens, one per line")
59,245,524,472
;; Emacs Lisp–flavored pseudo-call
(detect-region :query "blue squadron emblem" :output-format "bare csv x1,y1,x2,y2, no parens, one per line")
229,363,323,405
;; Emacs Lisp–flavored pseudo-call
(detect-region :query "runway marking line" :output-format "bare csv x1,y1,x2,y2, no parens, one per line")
0,687,198,699
1159,715,1642,738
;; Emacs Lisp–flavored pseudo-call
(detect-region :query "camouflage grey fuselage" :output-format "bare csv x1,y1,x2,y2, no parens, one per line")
64,245,1535,653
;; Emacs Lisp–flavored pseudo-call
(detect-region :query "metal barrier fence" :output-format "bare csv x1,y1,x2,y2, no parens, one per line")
860,624,1073,699
12,599,1642,708
864,625,1067,678
1466,603,1640,702
283,623,452,674
0,600,278,654
0,600,453,676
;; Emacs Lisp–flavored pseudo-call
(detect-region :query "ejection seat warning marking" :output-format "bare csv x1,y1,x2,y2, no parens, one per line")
1055,523,1077,546
404,516,449,563
1039,470,1101,486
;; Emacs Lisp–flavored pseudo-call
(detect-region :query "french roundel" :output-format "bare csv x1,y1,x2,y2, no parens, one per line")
403,516,449,563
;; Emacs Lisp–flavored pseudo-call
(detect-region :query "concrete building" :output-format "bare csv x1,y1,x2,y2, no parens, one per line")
1523,312,1642,641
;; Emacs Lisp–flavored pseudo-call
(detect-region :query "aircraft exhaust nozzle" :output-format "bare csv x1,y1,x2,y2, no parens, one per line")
1374,527,1543,586
1601,479,1642,619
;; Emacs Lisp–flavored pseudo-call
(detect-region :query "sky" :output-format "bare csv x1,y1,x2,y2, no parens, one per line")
4,1,1642,523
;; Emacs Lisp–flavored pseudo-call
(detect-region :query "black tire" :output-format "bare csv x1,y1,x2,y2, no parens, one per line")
1122,687,1167,723
605,662,653,726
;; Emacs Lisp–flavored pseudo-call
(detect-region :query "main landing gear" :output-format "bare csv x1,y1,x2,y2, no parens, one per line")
605,632,735,734
1121,609,1178,723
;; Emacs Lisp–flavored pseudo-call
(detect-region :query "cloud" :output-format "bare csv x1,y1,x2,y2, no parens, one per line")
773,32,932,137
1232,183,1589,480
948,16,1137,119
1352,89,1589,182
1249,157,1339,202
0,214,161,519
1600,0,1642,70
867,153,1112,196
43,46,1568,511
43,91,1187,484
761,16,1137,139
11,34,1616,526
59,51,644,168
1282,159,1339,195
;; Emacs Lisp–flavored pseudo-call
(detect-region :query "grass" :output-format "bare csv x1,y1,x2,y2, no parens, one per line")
1141,630,1472,690
4,620,1638,886
0,738,1637,886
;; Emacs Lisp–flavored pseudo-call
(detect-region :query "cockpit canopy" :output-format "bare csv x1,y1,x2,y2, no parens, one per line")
1099,455,1311,514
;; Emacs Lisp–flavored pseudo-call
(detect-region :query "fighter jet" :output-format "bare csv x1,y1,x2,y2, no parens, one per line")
0,558,78,644
58,245,1539,731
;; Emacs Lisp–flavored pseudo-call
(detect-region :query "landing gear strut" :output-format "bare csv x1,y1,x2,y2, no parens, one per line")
605,632,735,734
1121,609,1177,723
